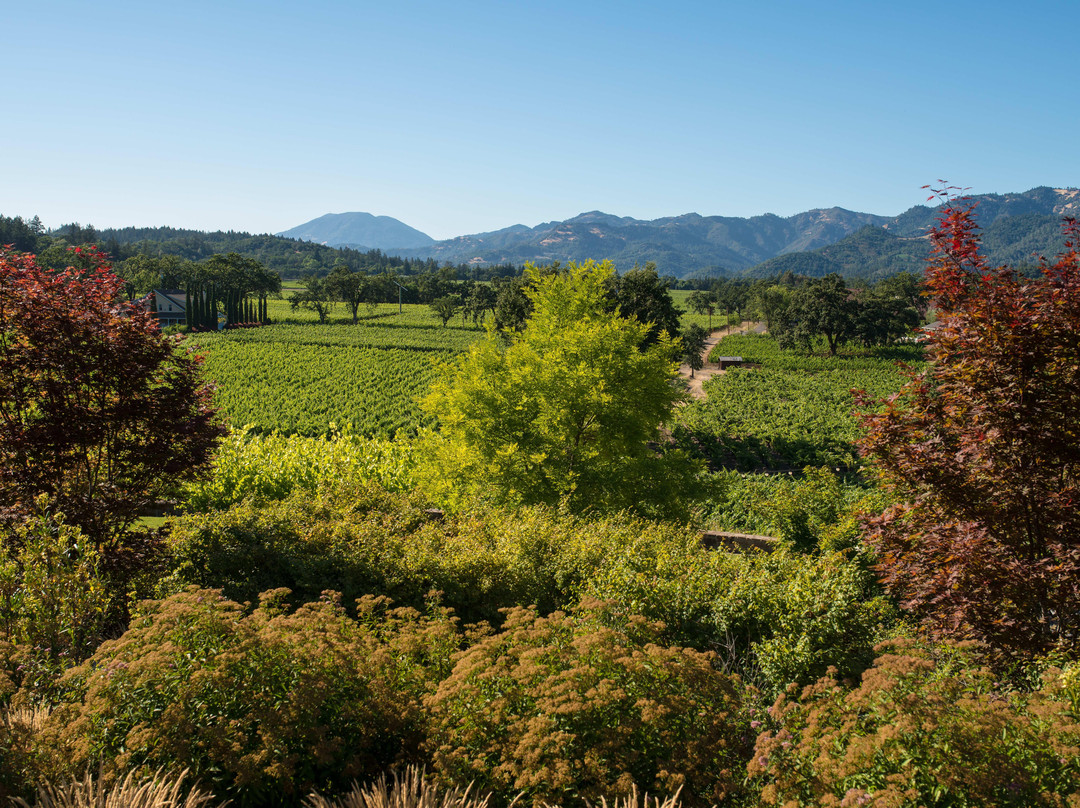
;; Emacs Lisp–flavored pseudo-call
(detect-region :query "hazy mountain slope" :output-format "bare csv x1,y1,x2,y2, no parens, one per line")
277,212,435,250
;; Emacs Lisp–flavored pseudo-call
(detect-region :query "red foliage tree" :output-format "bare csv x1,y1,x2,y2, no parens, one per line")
0,246,224,545
857,189,1080,658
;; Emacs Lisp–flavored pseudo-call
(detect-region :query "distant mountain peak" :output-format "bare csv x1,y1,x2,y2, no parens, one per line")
277,212,434,251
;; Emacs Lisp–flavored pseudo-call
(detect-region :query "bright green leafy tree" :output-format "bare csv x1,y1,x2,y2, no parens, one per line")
418,260,695,515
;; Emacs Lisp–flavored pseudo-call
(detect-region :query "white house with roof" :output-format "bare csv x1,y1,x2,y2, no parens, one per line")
152,290,187,327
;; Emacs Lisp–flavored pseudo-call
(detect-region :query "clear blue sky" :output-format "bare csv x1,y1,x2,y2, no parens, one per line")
3,0,1076,240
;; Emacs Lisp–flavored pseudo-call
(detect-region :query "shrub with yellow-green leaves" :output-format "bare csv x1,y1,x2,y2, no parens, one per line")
0,503,115,705
37,588,461,807
168,482,893,696
165,486,700,627
426,599,755,807
163,481,434,613
184,426,414,512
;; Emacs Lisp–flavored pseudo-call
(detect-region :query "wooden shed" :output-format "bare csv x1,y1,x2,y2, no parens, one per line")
714,356,745,370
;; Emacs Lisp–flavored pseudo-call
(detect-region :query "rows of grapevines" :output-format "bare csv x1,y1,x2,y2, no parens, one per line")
186,310,484,436
707,332,924,371
677,333,922,470
196,320,479,352
188,337,453,437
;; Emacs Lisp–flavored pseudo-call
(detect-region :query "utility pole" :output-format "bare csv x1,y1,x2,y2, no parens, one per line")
392,279,408,314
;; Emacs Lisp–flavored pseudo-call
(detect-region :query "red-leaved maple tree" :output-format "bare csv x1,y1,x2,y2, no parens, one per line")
0,246,224,546
857,189,1080,659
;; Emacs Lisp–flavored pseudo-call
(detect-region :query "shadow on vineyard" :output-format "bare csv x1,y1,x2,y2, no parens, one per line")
680,430,856,472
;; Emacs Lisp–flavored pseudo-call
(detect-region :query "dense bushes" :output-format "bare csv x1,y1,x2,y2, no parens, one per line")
4,485,1079,805
165,482,434,614
0,504,116,705
587,545,894,696
167,487,702,626
704,467,887,553
750,640,1080,807
165,486,894,690
38,588,460,806
427,600,753,807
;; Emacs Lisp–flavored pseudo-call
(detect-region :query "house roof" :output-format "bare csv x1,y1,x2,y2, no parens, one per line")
155,289,186,310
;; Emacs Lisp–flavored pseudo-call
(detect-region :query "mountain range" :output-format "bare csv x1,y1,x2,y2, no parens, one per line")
278,186,1080,280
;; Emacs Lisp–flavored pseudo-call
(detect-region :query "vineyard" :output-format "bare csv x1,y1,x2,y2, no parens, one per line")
674,333,924,470
187,309,483,436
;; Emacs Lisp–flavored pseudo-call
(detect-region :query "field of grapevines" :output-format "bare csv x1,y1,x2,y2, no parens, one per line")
187,308,482,436
675,333,923,470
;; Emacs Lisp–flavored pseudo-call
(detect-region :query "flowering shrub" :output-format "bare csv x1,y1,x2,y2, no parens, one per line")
39,588,461,807
426,599,754,807
749,639,1080,807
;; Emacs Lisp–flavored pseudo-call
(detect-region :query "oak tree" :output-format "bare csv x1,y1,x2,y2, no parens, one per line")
681,323,708,378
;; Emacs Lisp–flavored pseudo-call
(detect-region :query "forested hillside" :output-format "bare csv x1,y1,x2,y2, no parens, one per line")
742,188,1080,280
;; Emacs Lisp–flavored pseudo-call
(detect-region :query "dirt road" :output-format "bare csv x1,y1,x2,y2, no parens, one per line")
677,321,761,400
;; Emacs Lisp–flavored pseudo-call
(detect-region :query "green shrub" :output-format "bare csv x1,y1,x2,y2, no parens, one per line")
702,467,888,554
169,483,891,696
426,599,754,807
0,503,116,704
749,639,1080,807
164,481,433,611
587,546,895,697
40,588,461,807
184,426,414,512
166,488,700,627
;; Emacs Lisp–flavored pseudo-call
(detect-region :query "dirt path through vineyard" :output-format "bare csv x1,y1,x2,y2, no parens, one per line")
677,320,762,400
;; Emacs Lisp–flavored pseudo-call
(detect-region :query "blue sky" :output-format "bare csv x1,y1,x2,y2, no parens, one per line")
3,0,1076,240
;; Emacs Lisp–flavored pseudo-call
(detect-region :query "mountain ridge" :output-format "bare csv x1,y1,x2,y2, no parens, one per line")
387,205,893,276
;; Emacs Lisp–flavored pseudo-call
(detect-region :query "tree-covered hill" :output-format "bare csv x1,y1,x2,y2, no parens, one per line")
25,224,517,281
741,189,1079,281
744,226,930,281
